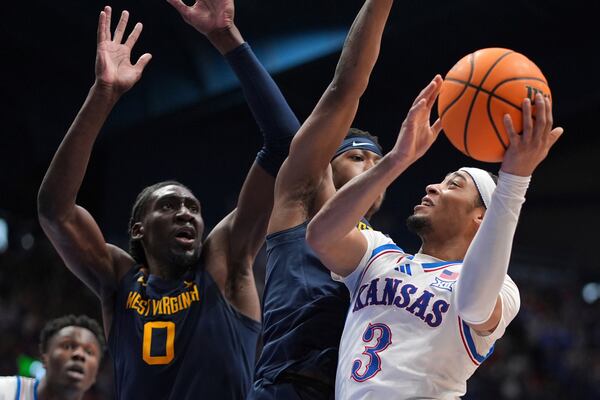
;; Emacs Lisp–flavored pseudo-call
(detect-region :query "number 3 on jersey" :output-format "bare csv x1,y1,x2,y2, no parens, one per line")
351,322,392,382
143,321,175,365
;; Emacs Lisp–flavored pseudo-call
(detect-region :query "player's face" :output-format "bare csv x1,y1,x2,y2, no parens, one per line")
142,185,205,269
42,326,101,393
408,171,484,238
332,149,385,217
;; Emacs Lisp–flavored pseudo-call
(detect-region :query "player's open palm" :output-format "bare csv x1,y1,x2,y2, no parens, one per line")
391,75,444,165
501,93,564,176
167,0,234,35
95,7,152,95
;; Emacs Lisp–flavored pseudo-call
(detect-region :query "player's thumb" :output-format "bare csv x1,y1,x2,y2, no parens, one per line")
135,53,153,72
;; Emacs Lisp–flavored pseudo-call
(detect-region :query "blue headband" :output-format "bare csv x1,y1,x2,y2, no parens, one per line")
333,135,383,159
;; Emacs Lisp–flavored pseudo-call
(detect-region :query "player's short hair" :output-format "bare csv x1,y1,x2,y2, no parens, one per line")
128,180,192,265
345,128,383,154
39,314,106,358
474,172,499,208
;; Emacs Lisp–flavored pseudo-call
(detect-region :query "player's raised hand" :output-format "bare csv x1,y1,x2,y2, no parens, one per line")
95,6,152,95
501,93,564,176
167,0,234,36
389,75,444,165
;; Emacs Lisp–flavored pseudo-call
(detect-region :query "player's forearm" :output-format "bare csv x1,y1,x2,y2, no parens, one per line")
330,0,393,99
455,171,530,324
309,154,408,248
288,0,394,173
225,42,300,177
38,84,119,221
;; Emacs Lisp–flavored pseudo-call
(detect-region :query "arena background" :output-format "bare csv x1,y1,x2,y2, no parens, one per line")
1,0,599,398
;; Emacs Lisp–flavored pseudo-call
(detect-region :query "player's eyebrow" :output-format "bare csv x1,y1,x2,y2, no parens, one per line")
155,194,200,207
445,172,468,182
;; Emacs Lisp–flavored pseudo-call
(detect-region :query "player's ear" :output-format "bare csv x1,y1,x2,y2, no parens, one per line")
40,353,48,368
473,208,485,227
131,222,144,240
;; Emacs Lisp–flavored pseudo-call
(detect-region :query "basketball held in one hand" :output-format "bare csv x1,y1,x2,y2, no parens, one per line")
438,48,551,162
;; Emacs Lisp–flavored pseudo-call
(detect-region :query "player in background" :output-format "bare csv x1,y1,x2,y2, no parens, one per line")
0,315,104,400
248,0,410,398
37,2,298,398
306,83,563,398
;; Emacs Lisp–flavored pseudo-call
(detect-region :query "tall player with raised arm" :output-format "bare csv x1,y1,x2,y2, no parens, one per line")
38,1,299,398
307,88,563,398
247,1,444,398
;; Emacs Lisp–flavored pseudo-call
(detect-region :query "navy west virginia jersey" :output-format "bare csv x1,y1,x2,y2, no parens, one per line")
250,220,371,398
109,264,260,400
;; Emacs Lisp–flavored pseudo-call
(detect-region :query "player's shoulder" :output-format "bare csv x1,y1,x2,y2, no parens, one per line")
107,244,136,279
0,375,17,387
0,376,35,398
360,229,404,255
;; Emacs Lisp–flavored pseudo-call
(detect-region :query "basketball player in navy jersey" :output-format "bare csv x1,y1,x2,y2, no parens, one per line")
38,2,299,399
248,0,404,398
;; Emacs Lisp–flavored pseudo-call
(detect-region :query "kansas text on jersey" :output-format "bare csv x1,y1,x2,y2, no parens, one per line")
336,230,520,399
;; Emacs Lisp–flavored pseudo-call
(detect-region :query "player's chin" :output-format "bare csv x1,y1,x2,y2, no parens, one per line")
170,246,201,267
61,371,90,390
406,213,431,235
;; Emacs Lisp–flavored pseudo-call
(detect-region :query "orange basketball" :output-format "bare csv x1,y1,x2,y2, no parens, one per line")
438,48,551,162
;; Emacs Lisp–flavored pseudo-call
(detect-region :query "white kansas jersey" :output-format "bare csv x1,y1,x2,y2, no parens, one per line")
336,230,520,399
0,376,38,400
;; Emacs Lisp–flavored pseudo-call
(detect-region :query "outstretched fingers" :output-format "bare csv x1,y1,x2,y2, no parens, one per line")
548,127,564,147
97,10,106,44
432,118,443,136
503,113,520,147
97,6,112,43
125,22,144,49
412,75,443,108
166,0,191,16
544,96,554,137
135,53,153,73
113,10,130,43
521,97,534,143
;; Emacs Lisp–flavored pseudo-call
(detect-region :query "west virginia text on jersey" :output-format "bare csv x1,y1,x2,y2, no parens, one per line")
125,282,200,316
109,265,260,400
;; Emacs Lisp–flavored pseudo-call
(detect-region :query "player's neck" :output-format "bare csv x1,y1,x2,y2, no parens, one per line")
419,235,469,261
145,256,190,281
37,378,84,400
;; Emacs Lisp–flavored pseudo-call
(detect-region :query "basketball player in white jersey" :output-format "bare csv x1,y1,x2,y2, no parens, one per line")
306,87,563,398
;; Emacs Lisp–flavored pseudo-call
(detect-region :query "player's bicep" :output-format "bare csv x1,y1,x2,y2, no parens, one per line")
39,205,124,297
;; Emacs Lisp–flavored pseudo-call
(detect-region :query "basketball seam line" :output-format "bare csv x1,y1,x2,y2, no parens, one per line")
446,76,547,110
440,57,474,120
487,76,548,148
463,50,514,157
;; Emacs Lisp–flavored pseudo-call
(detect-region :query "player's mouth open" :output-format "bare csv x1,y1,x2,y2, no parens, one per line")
66,363,85,379
174,228,196,246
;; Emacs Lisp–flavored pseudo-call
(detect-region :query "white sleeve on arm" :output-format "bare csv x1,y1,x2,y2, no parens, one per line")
337,229,394,297
454,171,530,325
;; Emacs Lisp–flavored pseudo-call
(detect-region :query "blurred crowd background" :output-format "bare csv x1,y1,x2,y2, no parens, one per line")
1,0,599,398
